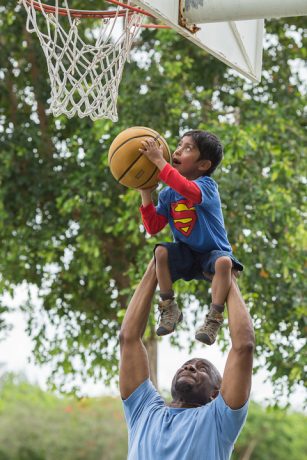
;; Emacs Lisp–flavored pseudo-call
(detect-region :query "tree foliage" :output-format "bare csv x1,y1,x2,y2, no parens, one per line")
0,1,306,396
0,373,127,460
233,401,307,460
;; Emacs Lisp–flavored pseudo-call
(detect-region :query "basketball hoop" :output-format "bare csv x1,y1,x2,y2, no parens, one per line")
21,0,167,121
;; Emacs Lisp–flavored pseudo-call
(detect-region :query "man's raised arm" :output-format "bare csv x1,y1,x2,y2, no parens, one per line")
221,278,255,409
119,259,157,399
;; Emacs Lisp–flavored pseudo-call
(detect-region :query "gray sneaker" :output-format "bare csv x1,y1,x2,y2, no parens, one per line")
195,309,224,345
156,299,183,336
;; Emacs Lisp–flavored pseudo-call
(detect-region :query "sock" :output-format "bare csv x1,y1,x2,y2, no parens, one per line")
160,290,174,301
211,303,225,313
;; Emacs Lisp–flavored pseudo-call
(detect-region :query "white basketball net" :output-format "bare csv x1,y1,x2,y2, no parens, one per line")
21,0,143,121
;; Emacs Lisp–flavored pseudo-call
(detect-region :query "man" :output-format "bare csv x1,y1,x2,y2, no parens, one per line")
119,259,255,459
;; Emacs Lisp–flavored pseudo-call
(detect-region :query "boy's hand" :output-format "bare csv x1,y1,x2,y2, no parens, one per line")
137,186,157,207
139,138,167,171
137,184,158,193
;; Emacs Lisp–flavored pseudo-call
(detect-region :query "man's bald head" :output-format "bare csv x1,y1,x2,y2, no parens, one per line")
170,358,222,407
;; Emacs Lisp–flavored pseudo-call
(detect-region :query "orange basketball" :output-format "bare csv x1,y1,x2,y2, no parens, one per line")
108,126,171,189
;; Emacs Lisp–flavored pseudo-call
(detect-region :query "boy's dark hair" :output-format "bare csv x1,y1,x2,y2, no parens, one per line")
182,130,223,176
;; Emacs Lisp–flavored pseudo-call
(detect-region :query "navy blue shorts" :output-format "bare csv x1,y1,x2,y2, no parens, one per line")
154,242,243,283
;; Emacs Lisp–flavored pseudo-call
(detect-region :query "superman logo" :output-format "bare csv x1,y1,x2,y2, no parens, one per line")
171,200,197,237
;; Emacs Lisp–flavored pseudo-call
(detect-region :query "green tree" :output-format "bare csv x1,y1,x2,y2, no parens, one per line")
0,1,306,397
233,401,307,460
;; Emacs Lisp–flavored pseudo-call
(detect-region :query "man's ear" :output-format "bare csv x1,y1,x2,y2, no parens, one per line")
198,159,211,173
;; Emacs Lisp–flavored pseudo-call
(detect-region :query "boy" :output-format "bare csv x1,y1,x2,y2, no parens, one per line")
138,130,243,345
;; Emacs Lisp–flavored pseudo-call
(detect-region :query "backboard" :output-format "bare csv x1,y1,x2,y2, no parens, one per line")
134,0,264,82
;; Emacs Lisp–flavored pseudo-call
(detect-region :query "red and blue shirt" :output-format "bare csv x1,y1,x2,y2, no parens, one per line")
140,163,232,254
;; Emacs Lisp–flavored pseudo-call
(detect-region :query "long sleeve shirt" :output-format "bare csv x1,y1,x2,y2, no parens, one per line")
140,163,201,234
140,163,232,253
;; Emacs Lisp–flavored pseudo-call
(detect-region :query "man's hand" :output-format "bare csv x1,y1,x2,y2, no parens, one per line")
139,138,167,171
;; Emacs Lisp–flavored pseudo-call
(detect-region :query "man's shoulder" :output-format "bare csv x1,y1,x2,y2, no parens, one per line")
122,379,165,431
123,379,164,411
212,392,249,411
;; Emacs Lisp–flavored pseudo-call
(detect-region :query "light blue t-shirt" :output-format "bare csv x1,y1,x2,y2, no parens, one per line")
156,176,232,253
123,379,248,460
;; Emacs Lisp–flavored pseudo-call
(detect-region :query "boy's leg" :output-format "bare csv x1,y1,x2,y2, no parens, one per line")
154,245,182,336
155,244,174,300
195,256,232,345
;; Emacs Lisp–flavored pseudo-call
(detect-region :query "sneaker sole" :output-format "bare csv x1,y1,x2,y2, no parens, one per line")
195,332,214,345
156,312,183,336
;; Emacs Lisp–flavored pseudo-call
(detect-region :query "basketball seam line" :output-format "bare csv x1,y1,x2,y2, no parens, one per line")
109,132,165,163
138,166,158,188
118,153,144,182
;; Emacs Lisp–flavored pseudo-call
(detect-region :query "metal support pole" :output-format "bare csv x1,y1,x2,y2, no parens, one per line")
183,0,307,23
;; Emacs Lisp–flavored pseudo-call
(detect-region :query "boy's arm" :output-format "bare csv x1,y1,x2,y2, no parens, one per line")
139,139,201,204
139,188,154,207
159,163,202,203
119,259,157,399
139,189,168,235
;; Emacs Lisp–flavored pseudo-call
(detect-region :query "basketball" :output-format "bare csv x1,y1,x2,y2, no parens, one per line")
108,126,171,189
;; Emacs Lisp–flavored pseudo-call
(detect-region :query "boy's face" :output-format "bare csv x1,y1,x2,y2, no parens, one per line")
172,136,211,180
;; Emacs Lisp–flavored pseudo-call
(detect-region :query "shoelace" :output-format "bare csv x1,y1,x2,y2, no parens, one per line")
158,306,177,325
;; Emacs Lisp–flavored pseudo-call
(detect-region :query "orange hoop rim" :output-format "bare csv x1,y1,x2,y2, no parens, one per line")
23,0,170,27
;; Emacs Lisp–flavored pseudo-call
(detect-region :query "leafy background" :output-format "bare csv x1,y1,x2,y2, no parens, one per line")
0,0,306,415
